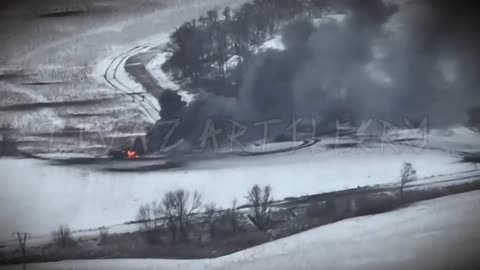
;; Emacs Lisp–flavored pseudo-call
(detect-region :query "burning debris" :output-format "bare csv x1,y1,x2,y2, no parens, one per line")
126,150,139,159
108,138,145,160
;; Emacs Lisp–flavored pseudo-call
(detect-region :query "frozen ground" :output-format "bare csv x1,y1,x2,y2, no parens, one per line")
3,190,480,270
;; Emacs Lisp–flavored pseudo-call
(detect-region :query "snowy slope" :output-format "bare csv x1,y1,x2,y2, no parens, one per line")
3,191,480,270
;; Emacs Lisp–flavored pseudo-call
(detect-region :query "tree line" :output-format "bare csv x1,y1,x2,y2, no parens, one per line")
136,184,273,245
134,163,417,245
6,163,419,264
164,0,333,97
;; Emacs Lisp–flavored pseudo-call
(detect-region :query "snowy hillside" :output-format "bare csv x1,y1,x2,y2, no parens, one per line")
3,191,479,270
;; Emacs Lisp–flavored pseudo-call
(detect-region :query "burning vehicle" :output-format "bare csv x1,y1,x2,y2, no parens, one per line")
108,137,146,160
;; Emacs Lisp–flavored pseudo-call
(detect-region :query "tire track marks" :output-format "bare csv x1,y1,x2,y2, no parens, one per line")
103,42,161,123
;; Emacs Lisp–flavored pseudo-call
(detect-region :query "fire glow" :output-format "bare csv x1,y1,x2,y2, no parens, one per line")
126,150,139,159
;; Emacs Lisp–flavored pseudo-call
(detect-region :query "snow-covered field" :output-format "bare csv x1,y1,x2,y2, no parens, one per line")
0,0,250,142
1,131,479,244
2,1,480,268
3,190,480,270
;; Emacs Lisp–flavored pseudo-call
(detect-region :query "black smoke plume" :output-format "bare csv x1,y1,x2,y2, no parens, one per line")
152,0,480,150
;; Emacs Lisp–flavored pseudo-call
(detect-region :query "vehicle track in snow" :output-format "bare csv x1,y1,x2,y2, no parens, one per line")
102,42,162,123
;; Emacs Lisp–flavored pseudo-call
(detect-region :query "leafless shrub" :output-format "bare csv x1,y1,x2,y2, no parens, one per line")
230,199,238,233
246,185,273,231
213,199,240,237
204,203,217,239
52,225,76,248
400,162,417,200
98,227,109,244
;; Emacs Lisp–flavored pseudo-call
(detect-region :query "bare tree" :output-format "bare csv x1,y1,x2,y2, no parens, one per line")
162,192,178,244
400,162,417,200
136,201,162,231
52,225,75,248
246,185,273,230
230,199,238,233
162,189,202,244
13,232,29,259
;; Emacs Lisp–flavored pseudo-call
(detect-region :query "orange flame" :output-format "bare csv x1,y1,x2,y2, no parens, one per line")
127,150,139,159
